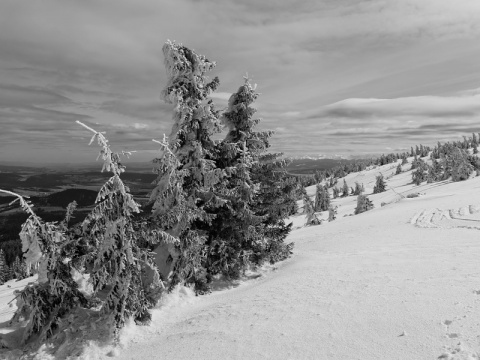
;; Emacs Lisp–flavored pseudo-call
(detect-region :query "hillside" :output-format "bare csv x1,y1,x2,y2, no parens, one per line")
1,155,480,359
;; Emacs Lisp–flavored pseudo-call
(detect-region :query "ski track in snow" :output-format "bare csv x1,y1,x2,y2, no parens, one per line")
412,204,480,230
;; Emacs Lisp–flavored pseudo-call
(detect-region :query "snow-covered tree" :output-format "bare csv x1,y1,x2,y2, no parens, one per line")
341,179,349,197
328,206,337,222
395,163,402,175
373,174,386,194
149,40,225,291
412,159,428,185
354,195,374,215
0,249,6,285
353,182,364,195
314,184,330,211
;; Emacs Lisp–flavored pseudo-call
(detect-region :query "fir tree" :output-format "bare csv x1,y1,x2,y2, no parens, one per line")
332,187,340,199
412,159,428,185
149,41,225,290
205,78,294,279
314,184,330,212
303,190,321,226
0,249,5,285
354,195,374,215
395,163,402,175
341,179,349,197
353,182,364,195
373,174,387,194
328,206,337,222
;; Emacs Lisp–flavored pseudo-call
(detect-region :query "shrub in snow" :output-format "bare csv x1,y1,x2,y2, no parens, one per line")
328,206,337,222
373,174,386,194
354,195,374,215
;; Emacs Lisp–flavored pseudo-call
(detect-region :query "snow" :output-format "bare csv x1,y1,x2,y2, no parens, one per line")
1,159,480,359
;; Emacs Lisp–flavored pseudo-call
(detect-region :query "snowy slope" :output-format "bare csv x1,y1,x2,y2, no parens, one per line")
1,160,480,359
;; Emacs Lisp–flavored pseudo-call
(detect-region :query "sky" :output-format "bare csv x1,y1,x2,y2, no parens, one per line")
1,0,480,164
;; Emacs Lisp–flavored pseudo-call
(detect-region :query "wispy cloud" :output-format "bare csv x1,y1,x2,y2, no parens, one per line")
1,0,480,162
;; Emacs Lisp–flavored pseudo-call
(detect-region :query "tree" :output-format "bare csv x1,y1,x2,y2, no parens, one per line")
204,77,294,280
353,182,364,195
303,190,321,226
373,174,387,194
354,195,374,215
315,184,330,211
149,40,225,291
328,206,337,222
0,249,6,285
332,187,340,199
412,159,428,185
341,179,349,197
395,163,402,175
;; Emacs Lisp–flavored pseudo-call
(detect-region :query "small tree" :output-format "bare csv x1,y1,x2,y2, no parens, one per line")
373,174,387,194
314,184,330,212
352,182,364,195
303,190,321,226
411,159,428,185
341,179,349,197
0,249,6,285
354,195,374,215
395,163,402,175
332,187,340,199
328,206,337,222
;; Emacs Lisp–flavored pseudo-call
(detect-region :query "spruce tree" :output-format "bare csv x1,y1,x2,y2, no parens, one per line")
328,206,337,222
303,190,320,226
341,179,349,197
354,195,374,215
0,249,5,285
353,182,363,195
315,184,331,211
373,174,387,194
205,78,294,279
149,40,225,290
396,163,402,175
412,159,428,185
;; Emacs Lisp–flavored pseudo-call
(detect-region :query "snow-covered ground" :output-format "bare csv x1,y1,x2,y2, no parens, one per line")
1,158,480,359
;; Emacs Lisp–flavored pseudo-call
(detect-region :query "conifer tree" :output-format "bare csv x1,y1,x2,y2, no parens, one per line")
353,182,364,195
354,195,374,215
427,159,443,183
205,77,294,279
0,249,5,285
328,206,337,222
373,174,387,194
412,159,428,185
396,163,402,175
314,184,330,212
332,187,340,199
402,157,408,165
303,190,320,226
341,179,349,197
149,40,225,290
